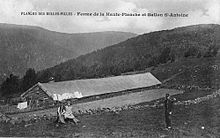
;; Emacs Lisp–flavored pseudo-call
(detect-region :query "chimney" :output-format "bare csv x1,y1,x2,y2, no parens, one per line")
48,77,55,83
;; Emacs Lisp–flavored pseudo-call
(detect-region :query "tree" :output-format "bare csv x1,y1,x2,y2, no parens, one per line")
204,46,219,57
22,68,37,91
1,74,21,97
159,47,171,64
148,57,159,67
184,47,198,58
211,46,219,57
54,74,62,82
37,70,53,83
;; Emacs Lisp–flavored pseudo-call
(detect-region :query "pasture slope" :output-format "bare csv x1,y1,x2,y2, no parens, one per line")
0,89,220,137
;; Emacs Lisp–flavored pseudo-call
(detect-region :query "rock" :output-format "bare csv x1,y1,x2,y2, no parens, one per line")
10,120,16,125
25,124,32,127
160,134,168,138
73,133,80,137
5,118,10,123
16,119,22,124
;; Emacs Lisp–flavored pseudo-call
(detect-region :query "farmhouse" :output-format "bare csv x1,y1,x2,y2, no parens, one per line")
20,72,161,109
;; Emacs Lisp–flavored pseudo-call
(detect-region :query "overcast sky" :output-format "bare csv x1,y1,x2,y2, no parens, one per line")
0,0,219,34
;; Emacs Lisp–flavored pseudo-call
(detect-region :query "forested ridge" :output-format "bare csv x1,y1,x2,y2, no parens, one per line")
37,24,220,81
1,24,220,98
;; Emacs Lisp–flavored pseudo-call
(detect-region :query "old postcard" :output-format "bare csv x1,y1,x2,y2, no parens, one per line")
0,0,220,137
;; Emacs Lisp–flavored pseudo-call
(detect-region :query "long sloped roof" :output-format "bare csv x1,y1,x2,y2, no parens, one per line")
37,72,161,98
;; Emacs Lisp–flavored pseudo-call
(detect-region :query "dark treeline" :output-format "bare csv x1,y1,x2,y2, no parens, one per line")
1,24,220,98
0,68,37,98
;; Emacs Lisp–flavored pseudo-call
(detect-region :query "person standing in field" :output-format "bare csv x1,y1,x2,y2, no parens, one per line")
164,93,176,129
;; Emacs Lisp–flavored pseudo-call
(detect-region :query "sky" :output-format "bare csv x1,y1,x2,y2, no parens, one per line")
0,0,219,34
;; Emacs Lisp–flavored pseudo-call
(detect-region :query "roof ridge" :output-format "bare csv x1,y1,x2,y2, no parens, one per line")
20,83,39,97
42,72,152,84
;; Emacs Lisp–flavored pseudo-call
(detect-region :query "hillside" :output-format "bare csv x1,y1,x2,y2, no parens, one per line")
0,23,136,83
37,24,220,83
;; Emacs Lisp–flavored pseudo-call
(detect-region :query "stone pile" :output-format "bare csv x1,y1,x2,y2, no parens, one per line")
0,112,11,123
175,90,220,106
0,112,18,124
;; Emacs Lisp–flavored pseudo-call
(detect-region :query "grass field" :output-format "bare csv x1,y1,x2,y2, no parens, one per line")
1,92,220,137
